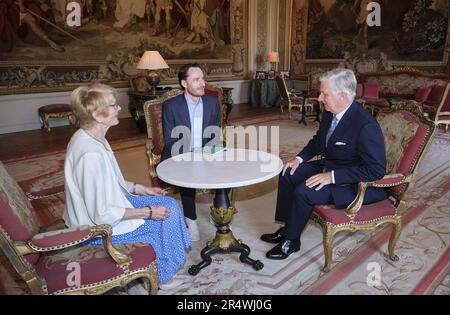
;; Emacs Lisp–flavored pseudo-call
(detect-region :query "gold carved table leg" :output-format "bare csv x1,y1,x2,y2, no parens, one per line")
188,188,264,276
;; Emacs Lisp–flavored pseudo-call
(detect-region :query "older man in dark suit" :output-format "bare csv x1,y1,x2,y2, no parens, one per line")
261,68,388,260
162,63,221,242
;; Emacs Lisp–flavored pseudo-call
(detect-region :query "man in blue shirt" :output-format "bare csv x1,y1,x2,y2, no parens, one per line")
162,63,221,241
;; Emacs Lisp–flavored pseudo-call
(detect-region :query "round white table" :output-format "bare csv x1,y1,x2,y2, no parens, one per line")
157,148,283,275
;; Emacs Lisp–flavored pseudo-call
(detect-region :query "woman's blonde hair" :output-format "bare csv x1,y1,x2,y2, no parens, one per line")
70,83,118,128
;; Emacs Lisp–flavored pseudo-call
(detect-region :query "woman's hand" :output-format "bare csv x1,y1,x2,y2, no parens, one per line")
145,186,166,196
148,205,170,220
131,183,166,196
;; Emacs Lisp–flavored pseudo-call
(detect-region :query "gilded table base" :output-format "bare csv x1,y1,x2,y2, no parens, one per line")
188,189,263,276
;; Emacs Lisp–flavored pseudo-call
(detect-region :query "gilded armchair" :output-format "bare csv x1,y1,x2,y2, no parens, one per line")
0,161,159,295
311,101,436,272
422,83,450,132
143,89,184,191
143,87,236,202
275,75,310,120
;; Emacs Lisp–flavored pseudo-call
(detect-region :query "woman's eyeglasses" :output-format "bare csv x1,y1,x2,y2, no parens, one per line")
109,103,120,109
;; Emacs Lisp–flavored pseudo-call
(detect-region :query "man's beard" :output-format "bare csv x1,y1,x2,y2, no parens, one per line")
188,87,205,97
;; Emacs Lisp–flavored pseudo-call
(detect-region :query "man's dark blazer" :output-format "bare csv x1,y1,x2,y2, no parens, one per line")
162,93,221,161
298,101,387,208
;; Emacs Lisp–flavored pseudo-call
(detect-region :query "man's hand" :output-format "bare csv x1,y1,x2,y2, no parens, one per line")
282,158,300,176
306,172,332,191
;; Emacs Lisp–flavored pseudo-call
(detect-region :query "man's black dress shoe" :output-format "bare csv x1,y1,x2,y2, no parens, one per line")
260,226,284,244
265,238,301,260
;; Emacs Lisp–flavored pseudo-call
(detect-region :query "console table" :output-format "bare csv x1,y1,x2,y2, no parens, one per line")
128,90,167,133
249,79,293,107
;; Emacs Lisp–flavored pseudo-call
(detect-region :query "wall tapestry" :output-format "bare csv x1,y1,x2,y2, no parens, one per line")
305,0,449,63
0,0,247,95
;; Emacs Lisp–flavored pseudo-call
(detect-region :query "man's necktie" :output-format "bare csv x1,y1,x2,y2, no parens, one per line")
325,115,338,147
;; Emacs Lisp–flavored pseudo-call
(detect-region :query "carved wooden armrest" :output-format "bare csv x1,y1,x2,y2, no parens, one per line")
15,224,131,266
145,139,154,151
368,173,410,188
25,186,65,200
345,174,411,218
289,91,304,97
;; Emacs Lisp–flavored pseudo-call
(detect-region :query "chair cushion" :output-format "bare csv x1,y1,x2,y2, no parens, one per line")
147,102,164,155
356,83,363,99
38,104,72,115
377,110,430,193
414,87,432,102
30,225,92,249
313,199,396,225
35,243,156,294
427,85,445,103
363,83,380,99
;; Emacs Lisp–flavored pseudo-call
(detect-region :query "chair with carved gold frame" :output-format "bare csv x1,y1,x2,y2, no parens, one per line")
311,101,436,272
143,87,235,202
0,161,159,295
422,83,450,132
143,89,184,192
275,75,309,119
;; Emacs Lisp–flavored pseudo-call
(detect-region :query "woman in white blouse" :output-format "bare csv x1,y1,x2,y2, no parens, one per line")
63,83,191,291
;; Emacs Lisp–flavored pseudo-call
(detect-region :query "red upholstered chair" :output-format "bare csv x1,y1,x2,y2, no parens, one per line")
0,161,159,295
275,75,310,119
422,83,450,132
204,83,227,146
311,101,436,272
143,89,184,191
142,87,235,201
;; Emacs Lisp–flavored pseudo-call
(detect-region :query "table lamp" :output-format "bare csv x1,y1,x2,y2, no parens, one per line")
136,51,169,94
267,51,279,71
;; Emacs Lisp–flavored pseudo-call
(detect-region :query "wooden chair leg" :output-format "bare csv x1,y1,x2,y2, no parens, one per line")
322,227,336,272
388,219,401,262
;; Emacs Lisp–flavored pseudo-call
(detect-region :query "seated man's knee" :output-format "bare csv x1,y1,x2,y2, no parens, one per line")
293,183,312,200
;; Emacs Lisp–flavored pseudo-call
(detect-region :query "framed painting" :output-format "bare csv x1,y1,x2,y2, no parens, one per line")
0,0,248,95
255,70,267,79
303,0,449,65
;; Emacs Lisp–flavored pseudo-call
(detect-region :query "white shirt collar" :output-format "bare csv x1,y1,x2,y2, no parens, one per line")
334,102,352,121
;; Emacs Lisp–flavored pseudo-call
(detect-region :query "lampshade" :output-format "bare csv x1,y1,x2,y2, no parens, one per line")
267,51,279,62
136,51,169,70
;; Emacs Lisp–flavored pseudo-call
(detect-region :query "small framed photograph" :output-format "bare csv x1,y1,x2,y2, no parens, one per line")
267,70,276,80
255,71,267,80
280,71,290,79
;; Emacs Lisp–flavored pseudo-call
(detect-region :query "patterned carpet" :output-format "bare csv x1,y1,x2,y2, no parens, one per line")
1,117,449,295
